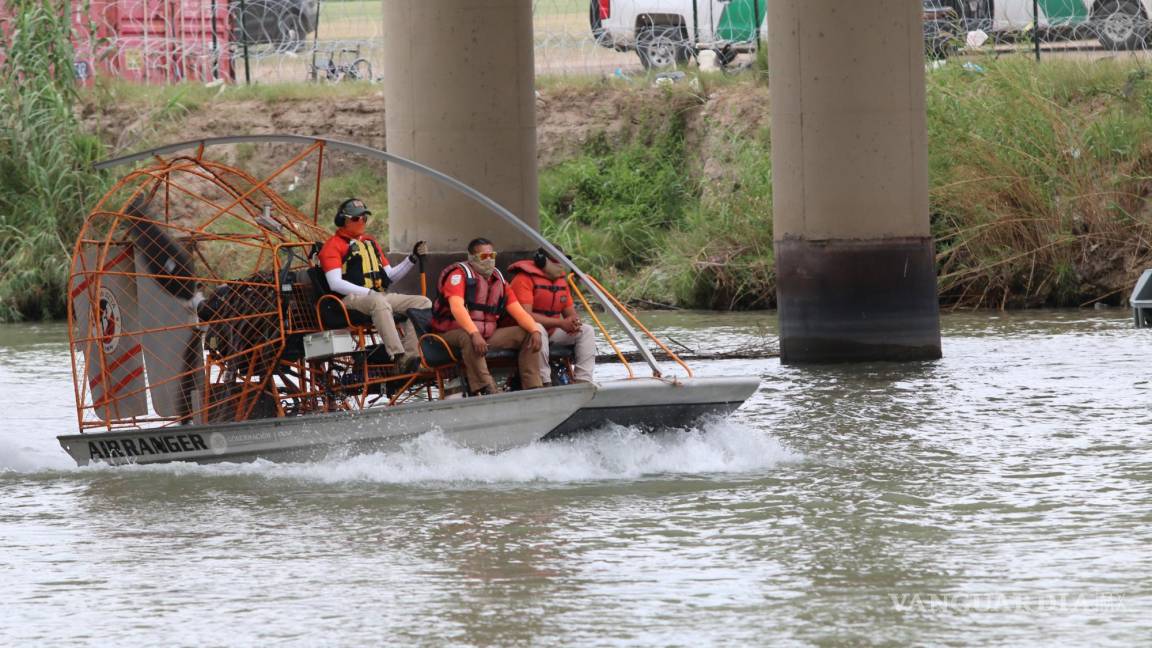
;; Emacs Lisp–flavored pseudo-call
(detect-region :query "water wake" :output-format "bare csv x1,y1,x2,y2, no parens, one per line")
92,420,799,485
282,421,796,485
0,438,72,473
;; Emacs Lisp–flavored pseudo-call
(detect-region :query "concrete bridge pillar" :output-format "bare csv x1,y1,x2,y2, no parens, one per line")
380,0,539,289
769,0,942,363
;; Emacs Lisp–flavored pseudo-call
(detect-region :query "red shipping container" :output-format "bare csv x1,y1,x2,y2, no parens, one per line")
110,0,233,84
0,0,233,85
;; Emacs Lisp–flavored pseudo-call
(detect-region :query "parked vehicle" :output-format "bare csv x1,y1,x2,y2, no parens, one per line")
590,0,992,68
308,45,372,83
941,0,1152,51
232,0,319,50
592,0,1152,69
590,0,766,69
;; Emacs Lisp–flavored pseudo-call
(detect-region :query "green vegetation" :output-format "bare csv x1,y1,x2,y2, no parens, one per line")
928,58,1152,308
643,136,774,310
85,76,377,114
544,57,1152,310
292,167,390,241
541,117,694,273
0,0,108,320
7,50,1152,319
540,112,775,309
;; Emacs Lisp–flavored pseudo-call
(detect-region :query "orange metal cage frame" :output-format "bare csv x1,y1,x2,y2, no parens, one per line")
70,137,694,434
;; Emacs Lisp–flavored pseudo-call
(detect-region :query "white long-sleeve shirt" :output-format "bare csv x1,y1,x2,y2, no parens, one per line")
326,256,416,297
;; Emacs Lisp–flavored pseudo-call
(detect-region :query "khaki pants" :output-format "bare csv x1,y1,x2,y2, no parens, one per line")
342,291,432,357
441,327,543,393
537,323,597,383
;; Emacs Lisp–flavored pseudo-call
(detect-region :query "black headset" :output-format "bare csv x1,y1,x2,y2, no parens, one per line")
334,198,367,228
534,246,566,269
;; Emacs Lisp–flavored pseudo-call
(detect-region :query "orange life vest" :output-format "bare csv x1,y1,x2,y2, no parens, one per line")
430,262,508,338
507,259,569,318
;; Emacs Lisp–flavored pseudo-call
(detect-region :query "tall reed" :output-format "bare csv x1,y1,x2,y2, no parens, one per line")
928,58,1152,308
0,0,106,320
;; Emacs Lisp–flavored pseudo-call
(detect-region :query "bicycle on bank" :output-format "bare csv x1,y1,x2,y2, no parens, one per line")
308,45,373,83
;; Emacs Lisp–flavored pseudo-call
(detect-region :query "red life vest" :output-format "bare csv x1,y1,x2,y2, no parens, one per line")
430,262,508,338
507,259,569,318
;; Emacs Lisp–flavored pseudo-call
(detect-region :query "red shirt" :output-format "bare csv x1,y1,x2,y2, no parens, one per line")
318,231,390,273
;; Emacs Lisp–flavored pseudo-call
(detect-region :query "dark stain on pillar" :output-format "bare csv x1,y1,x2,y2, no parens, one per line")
775,237,942,364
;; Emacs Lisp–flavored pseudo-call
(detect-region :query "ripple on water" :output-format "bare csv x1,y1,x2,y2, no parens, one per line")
2,312,1152,646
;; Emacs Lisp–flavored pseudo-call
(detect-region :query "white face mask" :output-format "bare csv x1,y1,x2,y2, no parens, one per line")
469,254,496,277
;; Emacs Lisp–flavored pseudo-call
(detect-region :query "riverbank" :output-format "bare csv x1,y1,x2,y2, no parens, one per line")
5,55,1152,319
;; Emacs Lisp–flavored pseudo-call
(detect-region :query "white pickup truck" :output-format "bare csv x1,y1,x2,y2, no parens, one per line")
590,0,1152,70
589,0,767,69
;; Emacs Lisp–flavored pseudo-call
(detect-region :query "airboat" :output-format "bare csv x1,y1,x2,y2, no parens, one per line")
58,135,761,466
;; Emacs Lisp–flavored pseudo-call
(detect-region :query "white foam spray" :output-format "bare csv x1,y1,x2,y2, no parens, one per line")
0,438,73,473
86,419,800,486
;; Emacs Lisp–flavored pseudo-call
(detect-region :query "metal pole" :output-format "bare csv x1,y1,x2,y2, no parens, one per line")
239,0,251,84
419,256,427,298
691,0,698,45
309,0,321,81
210,0,219,80
1034,0,1041,61
752,0,761,49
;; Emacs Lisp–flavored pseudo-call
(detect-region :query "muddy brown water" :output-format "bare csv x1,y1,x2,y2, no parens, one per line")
1,310,1149,645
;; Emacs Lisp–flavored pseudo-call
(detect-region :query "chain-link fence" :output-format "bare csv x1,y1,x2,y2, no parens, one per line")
925,0,1152,62
6,1,1152,85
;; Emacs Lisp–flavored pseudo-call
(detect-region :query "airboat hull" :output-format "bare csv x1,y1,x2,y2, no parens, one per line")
57,377,762,467
58,384,596,466
547,376,762,440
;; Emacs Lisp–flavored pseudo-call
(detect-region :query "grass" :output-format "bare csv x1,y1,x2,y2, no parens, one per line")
0,0,109,321
85,76,380,113
541,126,693,273
926,57,1152,308
291,167,390,242
539,89,775,309
647,137,774,310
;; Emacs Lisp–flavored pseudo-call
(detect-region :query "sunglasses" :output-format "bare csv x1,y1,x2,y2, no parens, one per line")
346,214,368,222
474,251,498,260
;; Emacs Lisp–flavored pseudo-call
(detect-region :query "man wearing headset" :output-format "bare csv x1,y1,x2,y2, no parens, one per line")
507,248,595,384
318,198,431,372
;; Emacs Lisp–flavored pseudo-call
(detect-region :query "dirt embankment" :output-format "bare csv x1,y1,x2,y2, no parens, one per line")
79,81,770,180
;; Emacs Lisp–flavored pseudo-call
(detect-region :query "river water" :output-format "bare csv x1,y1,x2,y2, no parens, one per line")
1,311,1149,646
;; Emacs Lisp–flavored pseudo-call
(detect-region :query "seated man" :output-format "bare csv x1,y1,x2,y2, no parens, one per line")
507,248,595,384
429,238,543,396
318,198,431,371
